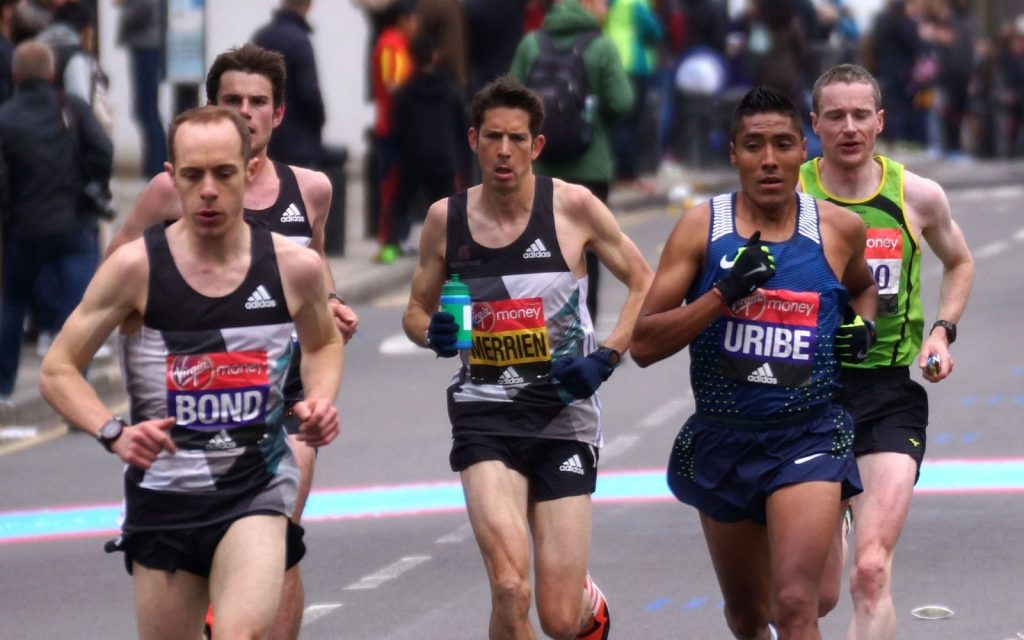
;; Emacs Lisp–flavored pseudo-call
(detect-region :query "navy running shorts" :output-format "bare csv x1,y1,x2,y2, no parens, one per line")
837,367,928,475
110,511,305,577
450,433,598,502
666,405,862,524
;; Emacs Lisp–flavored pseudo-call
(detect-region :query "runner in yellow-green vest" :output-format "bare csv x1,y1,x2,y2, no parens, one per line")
801,64,975,640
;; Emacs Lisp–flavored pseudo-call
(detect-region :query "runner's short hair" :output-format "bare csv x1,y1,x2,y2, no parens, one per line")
168,106,252,165
811,64,882,113
471,74,544,138
731,85,803,142
206,44,287,108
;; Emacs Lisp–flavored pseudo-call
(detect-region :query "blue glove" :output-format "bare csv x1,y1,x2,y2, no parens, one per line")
715,231,776,305
835,305,876,363
426,311,459,358
550,348,618,400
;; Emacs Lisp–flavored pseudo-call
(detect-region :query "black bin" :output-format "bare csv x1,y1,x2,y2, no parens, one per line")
319,145,348,256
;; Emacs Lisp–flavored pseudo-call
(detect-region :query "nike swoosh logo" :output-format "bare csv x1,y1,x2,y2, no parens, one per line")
794,452,828,465
742,264,769,278
720,255,736,269
856,348,869,359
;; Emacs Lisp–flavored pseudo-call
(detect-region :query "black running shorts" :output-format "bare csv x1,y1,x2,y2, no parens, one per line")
836,366,929,475
111,511,305,577
450,433,599,501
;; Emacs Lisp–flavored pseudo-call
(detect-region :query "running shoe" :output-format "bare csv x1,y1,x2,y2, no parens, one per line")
577,572,610,639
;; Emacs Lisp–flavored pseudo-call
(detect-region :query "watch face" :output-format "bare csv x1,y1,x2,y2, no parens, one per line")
100,419,123,440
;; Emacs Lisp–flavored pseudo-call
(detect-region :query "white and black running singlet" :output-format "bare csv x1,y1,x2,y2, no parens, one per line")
444,176,603,446
243,161,313,247
119,222,298,532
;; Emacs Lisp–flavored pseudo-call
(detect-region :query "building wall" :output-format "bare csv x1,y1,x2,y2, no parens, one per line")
98,0,374,174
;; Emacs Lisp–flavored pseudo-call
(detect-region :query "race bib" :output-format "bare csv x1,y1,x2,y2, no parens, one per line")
718,289,819,387
469,298,551,385
865,228,902,315
166,351,270,433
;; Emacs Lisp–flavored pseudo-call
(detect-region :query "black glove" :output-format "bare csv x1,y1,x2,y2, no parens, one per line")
426,311,459,358
715,231,776,305
550,348,618,400
835,305,877,363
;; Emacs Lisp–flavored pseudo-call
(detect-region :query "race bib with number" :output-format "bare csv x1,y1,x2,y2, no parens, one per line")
718,289,820,387
865,227,902,315
469,298,551,385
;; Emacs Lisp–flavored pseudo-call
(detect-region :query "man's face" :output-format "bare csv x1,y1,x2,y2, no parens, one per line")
811,81,883,170
469,107,543,194
731,112,806,211
168,119,253,238
215,71,283,156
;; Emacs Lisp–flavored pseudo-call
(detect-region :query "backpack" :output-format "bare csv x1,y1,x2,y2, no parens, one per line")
524,29,600,162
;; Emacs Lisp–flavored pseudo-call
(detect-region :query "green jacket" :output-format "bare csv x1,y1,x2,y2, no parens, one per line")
509,0,634,184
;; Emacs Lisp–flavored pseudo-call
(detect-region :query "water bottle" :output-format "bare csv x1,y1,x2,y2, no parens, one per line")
440,274,472,350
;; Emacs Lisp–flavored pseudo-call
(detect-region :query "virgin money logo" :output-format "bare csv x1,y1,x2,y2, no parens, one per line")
730,291,767,320
473,303,495,332
169,355,215,390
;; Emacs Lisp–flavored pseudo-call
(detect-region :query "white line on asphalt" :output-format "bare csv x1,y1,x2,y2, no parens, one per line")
1015,227,1024,241
950,185,1024,200
344,555,432,591
973,241,1010,259
436,523,473,544
379,333,431,356
599,434,642,462
302,603,343,626
638,398,692,430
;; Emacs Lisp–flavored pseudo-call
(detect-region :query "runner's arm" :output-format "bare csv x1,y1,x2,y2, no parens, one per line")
632,203,721,367
402,198,449,347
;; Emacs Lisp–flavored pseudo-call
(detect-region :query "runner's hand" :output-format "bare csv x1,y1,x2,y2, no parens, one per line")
426,311,459,358
293,398,339,447
715,231,775,305
113,418,176,470
550,350,616,400
835,305,877,363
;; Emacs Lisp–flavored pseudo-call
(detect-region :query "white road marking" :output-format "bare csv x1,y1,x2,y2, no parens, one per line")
436,523,473,544
950,185,1024,201
973,241,1009,259
380,333,430,356
301,603,343,626
344,555,432,591
1014,227,1024,241
638,398,692,430
599,434,642,462
0,426,39,439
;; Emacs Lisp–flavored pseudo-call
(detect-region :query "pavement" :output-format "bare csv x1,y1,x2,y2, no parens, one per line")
1,149,1021,453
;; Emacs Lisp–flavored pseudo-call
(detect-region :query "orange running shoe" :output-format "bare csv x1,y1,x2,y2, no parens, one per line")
577,572,610,639
203,604,214,639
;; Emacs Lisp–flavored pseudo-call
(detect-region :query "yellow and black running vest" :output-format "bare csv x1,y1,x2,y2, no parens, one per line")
799,156,924,368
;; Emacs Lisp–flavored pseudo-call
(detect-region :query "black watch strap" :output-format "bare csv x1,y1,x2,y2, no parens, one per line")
97,417,126,453
931,319,957,344
596,346,621,369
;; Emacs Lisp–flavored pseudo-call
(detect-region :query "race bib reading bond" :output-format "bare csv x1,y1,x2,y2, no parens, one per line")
166,351,271,446
718,289,820,387
469,298,551,385
865,228,902,315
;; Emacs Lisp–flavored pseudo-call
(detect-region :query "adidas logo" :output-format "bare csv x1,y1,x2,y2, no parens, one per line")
747,362,778,384
497,367,525,385
523,238,552,259
280,203,304,223
245,285,278,310
205,429,238,450
559,454,586,475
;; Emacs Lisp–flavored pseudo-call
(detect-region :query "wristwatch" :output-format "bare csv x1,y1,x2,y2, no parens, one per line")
930,320,957,344
97,417,126,453
595,346,622,369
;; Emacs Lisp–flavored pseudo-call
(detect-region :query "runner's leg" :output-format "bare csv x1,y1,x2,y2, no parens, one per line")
530,494,595,639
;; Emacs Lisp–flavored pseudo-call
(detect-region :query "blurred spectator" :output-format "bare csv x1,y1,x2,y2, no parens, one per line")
510,0,633,319
741,0,806,110
115,0,165,178
352,0,399,100
415,0,467,91
0,0,14,104
523,0,551,32
0,41,111,397
464,0,528,96
36,0,110,134
12,0,52,43
930,0,974,155
997,17,1024,156
253,0,326,169
371,0,417,263
390,35,465,254
604,0,663,188
868,0,926,145
968,34,997,157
